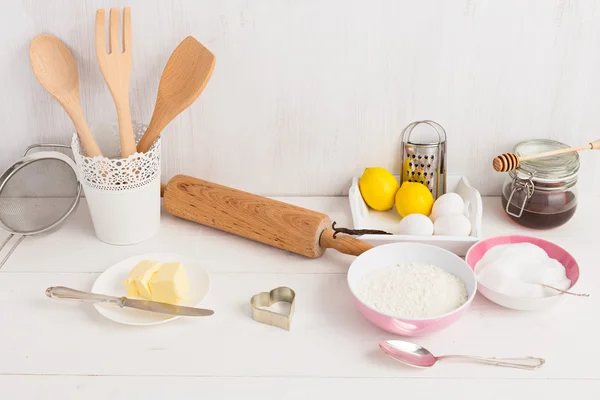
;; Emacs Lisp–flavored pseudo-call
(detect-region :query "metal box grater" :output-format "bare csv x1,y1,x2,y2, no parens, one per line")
400,120,447,200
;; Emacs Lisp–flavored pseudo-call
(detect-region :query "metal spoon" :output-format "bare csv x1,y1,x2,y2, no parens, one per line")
379,340,545,371
540,283,589,297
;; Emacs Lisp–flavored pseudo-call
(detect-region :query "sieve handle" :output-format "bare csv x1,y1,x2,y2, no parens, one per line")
45,286,123,306
23,143,72,157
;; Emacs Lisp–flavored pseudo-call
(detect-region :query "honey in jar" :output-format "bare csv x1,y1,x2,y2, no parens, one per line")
501,139,579,229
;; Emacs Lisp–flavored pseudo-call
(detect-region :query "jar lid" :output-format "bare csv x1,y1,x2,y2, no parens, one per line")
509,139,580,184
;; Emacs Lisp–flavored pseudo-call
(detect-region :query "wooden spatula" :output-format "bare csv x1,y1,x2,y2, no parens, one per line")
136,37,215,153
95,7,137,157
29,34,102,157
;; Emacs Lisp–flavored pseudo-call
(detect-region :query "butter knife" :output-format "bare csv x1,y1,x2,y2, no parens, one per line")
46,286,214,317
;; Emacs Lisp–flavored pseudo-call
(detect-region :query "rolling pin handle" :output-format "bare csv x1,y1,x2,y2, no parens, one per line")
319,228,374,257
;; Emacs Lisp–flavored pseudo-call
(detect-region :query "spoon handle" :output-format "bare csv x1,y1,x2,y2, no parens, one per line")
439,355,545,370
69,106,103,157
540,284,590,297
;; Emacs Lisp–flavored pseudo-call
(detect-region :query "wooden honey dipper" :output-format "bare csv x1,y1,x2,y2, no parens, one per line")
493,139,600,172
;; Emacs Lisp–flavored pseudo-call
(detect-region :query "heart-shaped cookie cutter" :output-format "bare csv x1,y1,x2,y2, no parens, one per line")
250,286,295,331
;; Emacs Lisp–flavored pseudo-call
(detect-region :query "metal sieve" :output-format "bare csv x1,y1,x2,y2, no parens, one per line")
0,144,81,268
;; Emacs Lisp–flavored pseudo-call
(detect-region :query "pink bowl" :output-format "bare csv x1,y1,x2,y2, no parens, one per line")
347,243,477,336
465,235,580,310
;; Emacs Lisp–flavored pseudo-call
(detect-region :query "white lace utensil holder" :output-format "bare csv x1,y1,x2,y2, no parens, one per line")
71,123,160,245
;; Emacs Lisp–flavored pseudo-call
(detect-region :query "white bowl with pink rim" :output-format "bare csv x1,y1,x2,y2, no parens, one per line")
465,235,580,311
347,242,477,336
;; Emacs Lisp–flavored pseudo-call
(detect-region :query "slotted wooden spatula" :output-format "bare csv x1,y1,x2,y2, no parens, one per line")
136,37,215,153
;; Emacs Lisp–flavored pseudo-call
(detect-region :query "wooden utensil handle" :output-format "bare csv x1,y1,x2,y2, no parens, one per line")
70,107,102,157
319,228,374,257
136,118,160,153
116,102,136,157
518,143,592,162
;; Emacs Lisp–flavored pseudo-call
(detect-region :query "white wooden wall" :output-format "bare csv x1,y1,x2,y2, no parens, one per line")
1,0,599,196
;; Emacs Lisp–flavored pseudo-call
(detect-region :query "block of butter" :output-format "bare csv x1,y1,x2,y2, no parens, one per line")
124,260,190,304
149,262,190,304
124,260,161,299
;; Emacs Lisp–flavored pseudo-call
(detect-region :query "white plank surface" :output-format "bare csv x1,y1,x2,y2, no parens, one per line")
1,376,598,400
1,0,600,197
0,196,598,398
1,271,597,379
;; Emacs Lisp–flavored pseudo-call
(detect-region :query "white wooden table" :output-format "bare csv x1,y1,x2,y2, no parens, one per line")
1,196,598,399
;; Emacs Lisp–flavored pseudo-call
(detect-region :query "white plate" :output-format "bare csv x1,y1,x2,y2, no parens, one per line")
91,253,211,326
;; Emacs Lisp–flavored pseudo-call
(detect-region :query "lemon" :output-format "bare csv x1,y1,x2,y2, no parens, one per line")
395,181,434,217
358,167,399,211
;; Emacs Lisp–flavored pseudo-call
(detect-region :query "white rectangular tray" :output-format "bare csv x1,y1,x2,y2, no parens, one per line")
348,175,482,256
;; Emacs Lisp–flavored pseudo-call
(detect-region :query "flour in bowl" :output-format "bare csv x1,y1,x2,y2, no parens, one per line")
355,263,468,318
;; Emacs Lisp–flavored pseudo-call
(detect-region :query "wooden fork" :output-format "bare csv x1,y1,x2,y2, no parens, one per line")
95,7,136,157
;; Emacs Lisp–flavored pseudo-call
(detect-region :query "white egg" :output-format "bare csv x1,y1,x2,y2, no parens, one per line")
430,193,465,222
397,214,434,236
433,214,472,236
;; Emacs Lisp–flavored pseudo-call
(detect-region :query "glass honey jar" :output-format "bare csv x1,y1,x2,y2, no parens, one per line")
501,139,579,229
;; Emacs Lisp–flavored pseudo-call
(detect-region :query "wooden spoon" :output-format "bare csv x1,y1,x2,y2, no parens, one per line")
136,36,215,153
30,34,102,157
493,139,600,172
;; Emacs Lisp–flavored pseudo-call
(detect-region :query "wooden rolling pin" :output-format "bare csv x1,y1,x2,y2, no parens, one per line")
493,139,600,172
162,175,374,258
